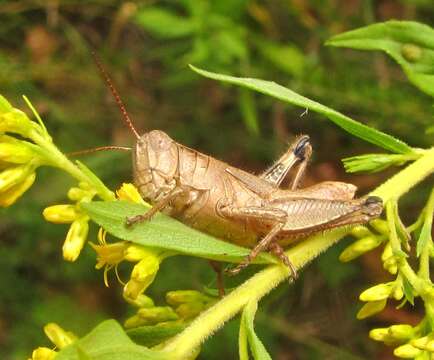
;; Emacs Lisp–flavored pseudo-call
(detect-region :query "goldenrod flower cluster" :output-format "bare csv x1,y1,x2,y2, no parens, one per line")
91,184,167,301
341,196,434,359
43,182,96,261
0,96,45,207
124,290,216,329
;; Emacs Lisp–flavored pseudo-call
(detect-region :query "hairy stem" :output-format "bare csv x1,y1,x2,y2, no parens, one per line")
160,147,434,359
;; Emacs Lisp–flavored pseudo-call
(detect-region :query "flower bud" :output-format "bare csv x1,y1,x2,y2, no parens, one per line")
43,205,78,224
124,294,155,308
31,347,56,360
350,226,371,238
370,219,389,235
116,183,145,204
175,301,206,320
424,339,434,352
124,279,148,302
44,323,77,349
123,254,160,300
0,141,35,164
383,256,398,275
137,306,179,325
411,336,429,350
394,344,422,358
360,282,394,302
62,217,89,262
67,187,91,201
0,164,33,192
166,290,212,306
389,325,414,341
0,109,38,139
357,299,387,319
339,236,383,262
392,285,404,301
130,255,160,283
0,172,35,207
369,328,389,342
124,314,146,329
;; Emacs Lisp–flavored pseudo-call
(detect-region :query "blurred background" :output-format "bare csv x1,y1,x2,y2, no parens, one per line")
0,1,433,359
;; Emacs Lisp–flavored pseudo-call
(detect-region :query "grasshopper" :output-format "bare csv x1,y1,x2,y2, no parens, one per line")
92,57,383,278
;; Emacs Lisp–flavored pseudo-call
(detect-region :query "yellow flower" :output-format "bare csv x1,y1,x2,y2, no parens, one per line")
62,216,89,262
116,182,145,204
90,228,129,287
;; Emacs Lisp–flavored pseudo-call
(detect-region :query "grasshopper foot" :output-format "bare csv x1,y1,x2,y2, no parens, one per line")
268,242,298,280
125,212,153,227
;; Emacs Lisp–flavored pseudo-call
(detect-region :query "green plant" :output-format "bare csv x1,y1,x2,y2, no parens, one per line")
2,20,433,359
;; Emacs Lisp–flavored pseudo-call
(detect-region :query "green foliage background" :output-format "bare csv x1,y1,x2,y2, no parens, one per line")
0,1,433,359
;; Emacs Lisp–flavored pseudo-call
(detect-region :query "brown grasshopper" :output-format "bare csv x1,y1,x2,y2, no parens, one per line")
92,57,383,278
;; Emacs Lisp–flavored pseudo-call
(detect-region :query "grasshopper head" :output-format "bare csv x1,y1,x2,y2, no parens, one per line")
133,130,179,196
362,196,383,218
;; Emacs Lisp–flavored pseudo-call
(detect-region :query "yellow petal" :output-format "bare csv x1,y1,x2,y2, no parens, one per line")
116,183,145,204
62,217,89,262
0,172,35,207
43,205,78,224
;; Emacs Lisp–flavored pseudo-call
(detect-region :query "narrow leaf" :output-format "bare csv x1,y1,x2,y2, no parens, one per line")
56,320,167,360
242,301,272,360
81,201,276,264
326,21,434,97
190,65,413,154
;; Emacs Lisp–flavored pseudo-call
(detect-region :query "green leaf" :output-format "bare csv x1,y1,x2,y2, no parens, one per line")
56,320,168,360
81,201,276,264
402,277,415,306
342,153,420,173
189,66,413,154
0,94,12,114
127,322,186,347
241,301,272,360
326,21,434,97
134,7,195,39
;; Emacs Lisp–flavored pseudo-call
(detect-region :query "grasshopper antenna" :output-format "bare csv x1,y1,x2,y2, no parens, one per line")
92,51,140,139
68,146,131,157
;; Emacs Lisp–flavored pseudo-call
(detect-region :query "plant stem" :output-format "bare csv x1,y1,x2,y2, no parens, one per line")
32,133,115,201
419,188,434,280
160,147,434,359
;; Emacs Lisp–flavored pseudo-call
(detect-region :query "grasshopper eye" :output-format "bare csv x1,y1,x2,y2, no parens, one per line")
364,196,383,206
